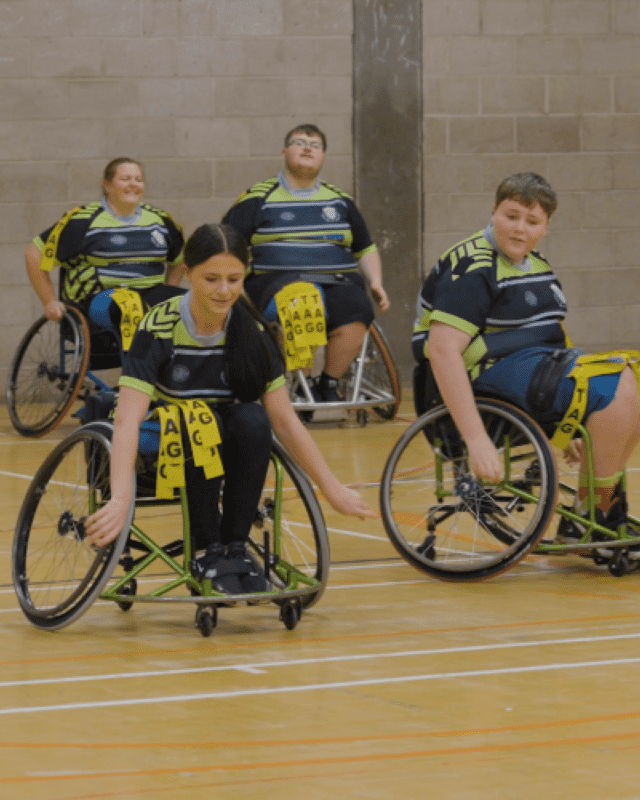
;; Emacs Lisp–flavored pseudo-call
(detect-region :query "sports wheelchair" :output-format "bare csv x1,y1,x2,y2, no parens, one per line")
380,396,640,582
6,302,124,438
287,321,402,425
12,417,329,636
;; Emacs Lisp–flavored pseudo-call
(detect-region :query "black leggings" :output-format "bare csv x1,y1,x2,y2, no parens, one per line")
182,402,273,551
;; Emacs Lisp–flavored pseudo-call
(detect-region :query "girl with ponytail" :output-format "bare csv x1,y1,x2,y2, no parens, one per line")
86,223,375,595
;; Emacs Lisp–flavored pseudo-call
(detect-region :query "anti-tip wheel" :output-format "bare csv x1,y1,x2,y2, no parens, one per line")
116,578,137,612
195,605,218,637
280,598,302,630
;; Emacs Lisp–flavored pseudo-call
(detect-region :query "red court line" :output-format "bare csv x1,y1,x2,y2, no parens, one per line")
5,707,640,750
4,729,640,785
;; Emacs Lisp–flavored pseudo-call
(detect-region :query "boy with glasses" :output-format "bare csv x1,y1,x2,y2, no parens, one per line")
223,124,389,404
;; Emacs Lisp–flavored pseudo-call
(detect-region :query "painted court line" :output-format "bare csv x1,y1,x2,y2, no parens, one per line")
2,631,640,690
2,654,640,716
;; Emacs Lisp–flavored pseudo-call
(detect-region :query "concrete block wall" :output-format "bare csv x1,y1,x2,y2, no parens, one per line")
423,0,640,353
0,0,354,379
2,0,640,384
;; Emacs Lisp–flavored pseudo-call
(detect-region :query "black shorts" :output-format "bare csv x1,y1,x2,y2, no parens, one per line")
245,271,375,332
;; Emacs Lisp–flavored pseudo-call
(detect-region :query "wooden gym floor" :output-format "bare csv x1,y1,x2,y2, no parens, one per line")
2,395,640,800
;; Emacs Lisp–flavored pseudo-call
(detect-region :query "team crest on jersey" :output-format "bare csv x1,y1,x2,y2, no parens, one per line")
151,229,166,248
110,234,127,246
280,211,295,221
550,283,567,309
321,206,339,222
524,290,538,307
172,365,190,383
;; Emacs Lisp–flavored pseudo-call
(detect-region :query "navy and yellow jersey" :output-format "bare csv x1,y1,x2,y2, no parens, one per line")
413,230,568,379
222,177,377,275
119,295,285,405
35,201,184,305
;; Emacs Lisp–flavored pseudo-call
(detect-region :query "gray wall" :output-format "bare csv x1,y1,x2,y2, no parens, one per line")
422,0,640,357
2,0,640,384
0,0,356,382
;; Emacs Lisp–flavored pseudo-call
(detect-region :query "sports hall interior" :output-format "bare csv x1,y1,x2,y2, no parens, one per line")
3,2,640,798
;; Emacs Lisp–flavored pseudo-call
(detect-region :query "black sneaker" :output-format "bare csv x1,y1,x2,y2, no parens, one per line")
295,376,321,402
226,542,272,593
317,373,342,403
190,542,244,594
556,508,590,543
556,501,627,544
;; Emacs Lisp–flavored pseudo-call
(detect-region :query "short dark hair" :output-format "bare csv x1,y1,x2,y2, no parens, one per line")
494,172,558,217
284,124,327,151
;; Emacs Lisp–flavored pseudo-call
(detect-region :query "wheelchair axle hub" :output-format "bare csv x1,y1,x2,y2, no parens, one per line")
57,511,87,542
37,361,62,383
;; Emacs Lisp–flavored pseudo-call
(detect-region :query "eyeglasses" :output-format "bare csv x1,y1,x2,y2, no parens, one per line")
287,138,323,150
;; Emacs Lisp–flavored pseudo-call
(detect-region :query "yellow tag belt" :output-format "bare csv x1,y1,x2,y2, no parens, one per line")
110,288,145,351
154,400,224,499
275,281,327,370
40,206,81,273
551,350,640,449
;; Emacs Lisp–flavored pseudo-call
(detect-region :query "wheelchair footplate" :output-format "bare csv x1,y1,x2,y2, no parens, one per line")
534,510,640,578
100,514,324,636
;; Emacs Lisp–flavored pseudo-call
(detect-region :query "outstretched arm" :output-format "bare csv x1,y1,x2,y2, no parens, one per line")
85,387,151,546
428,322,503,482
263,386,377,519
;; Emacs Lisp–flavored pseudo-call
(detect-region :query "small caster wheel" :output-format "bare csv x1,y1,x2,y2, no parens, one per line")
117,578,137,611
593,551,608,566
417,533,436,561
356,409,368,427
195,605,217,637
279,598,302,630
608,553,629,577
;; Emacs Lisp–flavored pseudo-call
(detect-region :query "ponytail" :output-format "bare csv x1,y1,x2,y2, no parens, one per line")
225,296,284,402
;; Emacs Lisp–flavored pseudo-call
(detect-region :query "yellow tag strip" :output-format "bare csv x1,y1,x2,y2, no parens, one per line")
40,207,81,273
275,281,327,370
551,350,640,450
110,288,145,351
156,405,184,499
180,399,224,480
154,400,224,498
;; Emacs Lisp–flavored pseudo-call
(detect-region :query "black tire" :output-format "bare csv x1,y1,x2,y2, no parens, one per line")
195,605,217,636
280,598,302,630
249,440,329,608
6,306,90,437
380,399,558,581
12,426,134,630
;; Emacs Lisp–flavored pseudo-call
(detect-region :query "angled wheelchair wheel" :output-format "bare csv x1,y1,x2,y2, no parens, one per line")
6,306,90,437
349,322,401,420
380,398,558,582
12,426,134,630
249,440,329,608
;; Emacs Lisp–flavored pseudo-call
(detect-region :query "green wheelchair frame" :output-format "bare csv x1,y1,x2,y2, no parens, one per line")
380,397,640,582
535,428,640,576
12,421,330,636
